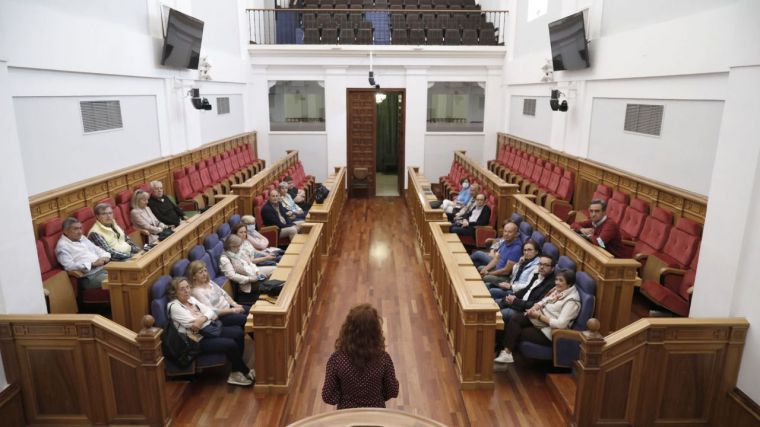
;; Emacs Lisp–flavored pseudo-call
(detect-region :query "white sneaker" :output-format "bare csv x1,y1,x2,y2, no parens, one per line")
494,349,514,364
227,371,253,386
247,368,256,381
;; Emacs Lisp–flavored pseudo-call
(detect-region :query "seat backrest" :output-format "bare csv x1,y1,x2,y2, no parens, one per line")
530,158,544,182
188,244,206,263
510,212,523,226
228,214,241,228
661,218,703,268
530,230,545,248
591,184,612,202
175,175,195,200
36,240,55,276
606,191,629,225
652,206,674,224
554,170,574,200
637,208,673,251
546,166,562,194
557,255,577,272
519,221,533,242
542,242,559,262
217,223,231,240
572,272,597,332
171,259,190,278
149,275,172,328
188,170,205,193
487,196,497,228
39,218,64,266
206,240,224,274
73,207,96,235
538,163,553,189
620,198,650,239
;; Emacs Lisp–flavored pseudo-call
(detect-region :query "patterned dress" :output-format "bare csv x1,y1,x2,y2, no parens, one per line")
322,351,399,409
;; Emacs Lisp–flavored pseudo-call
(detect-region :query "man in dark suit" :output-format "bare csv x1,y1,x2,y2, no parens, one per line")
450,193,491,238
261,191,299,242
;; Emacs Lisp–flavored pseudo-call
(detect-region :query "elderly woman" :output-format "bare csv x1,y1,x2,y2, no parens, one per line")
440,177,471,215
231,222,281,266
240,215,270,251
166,277,253,386
488,239,542,300
219,235,275,304
131,189,171,245
186,260,249,327
494,269,581,364
278,182,306,221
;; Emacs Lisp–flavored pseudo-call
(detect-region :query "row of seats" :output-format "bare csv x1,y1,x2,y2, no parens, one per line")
300,0,480,10
304,26,495,45
174,146,264,211
487,145,576,223
438,161,498,247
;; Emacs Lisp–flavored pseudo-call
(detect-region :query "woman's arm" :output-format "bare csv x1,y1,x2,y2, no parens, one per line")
321,353,341,405
219,256,254,284
168,301,199,330
382,353,400,401
547,300,581,330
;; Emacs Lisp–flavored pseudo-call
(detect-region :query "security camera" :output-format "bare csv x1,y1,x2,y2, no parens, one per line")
188,88,212,111
549,89,568,112
368,71,380,89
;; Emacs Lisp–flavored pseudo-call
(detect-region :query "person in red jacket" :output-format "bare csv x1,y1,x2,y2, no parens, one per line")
572,199,625,258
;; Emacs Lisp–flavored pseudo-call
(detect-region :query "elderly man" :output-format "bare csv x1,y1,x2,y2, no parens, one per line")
148,180,187,227
572,199,624,257
261,191,298,242
450,194,491,238
447,183,481,223
56,217,111,289
89,203,140,260
479,222,522,285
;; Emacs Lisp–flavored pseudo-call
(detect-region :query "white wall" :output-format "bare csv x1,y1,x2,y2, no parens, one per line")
199,92,245,144
508,95,553,145
269,133,328,182
423,134,485,182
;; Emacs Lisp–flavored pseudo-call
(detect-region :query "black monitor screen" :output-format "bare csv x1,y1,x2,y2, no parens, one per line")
548,11,590,71
161,8,204,70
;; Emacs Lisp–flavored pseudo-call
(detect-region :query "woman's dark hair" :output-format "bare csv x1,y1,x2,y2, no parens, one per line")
522,239,541,256
166,277,188,301
230,221,247,237
335,304,386,370
459,177,469,184
556,269,576,286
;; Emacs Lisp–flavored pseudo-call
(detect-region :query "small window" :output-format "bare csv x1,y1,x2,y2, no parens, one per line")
427,82,485,132
80,100,123,133
624,104,664,136
523,98,536,116
269,81,325,131
216,97,230,115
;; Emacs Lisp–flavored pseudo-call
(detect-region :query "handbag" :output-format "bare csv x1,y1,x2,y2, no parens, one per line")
258,279,285,297
199,319,223,338
429,200,443,209
161,307,201,368
314,184,330,203
158,228,174,241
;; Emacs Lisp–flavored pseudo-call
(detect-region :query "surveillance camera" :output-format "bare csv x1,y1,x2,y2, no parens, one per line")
191,96,212,111
368,71,380,89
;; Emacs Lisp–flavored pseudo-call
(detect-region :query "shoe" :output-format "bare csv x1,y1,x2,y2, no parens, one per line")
494,349,514,364
246,368,256,382
227,371,253,386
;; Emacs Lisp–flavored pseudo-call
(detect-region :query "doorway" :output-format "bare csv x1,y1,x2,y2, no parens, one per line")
346,88,405,198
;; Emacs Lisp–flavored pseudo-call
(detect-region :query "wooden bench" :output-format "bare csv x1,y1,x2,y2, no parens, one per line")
305,166,346,260
429,222,499,390
232,150,308,216
406,166,447,262
245,222,323,394
105,195,238,332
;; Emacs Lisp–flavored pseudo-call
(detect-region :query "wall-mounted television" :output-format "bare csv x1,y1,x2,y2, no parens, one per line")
161,8,204,70
548,11,590,71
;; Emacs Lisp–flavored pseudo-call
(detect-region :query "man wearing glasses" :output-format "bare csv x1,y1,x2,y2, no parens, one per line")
571,199,624,257
88,203,141,260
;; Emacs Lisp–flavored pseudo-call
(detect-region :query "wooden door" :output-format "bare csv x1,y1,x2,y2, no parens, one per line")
347,89,377,197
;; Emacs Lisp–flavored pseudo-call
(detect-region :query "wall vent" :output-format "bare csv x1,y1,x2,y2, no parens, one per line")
80,100,123,133
624,104,664,136
217,97,230,115
523,98,537,116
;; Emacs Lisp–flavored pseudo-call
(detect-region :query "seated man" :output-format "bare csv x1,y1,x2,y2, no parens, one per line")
571,199,624,257
147,180,187,227
447,183,481,223
450,194,490,238
479,222,522,285
261,191,299,242
283,175,311,211
494,255,556,323
55,217,111,290
89,203,140,260
278,182,306,221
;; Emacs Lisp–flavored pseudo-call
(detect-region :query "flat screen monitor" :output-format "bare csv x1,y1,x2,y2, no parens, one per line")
548,11,590,71
161,8,204,70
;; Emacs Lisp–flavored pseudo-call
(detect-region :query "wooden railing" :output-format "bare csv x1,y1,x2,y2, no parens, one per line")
29,132,260,237
429,222,498,389
288,408,447,427
232,150,303,216
494,133,708,223
406,167,447,261
246,222,323,394
305,166,347,260
573,317,749,427
106,195,237,332
453,151,519,228
0,314,169,426
513,193,639,334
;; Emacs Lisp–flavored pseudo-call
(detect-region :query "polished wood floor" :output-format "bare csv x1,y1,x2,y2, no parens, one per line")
171,197,567,426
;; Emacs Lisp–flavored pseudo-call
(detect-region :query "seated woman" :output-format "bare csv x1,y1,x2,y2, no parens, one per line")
218,235,275,304
449,194,490,238
488,239,541,300
278,182,306,222
186,260,249,327
440,177,471,215
494,269,581,364
166,277,253,386
231,222,281,266
130,189,171,246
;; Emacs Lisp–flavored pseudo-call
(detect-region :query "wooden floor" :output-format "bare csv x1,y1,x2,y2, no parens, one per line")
171,197,567,426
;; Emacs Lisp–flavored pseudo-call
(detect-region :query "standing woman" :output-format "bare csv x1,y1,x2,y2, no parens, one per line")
322,304,399,409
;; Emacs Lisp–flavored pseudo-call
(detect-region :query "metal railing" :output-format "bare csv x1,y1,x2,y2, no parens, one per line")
246,8,507,46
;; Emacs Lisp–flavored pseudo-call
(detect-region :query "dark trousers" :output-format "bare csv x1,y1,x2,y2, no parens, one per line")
200,325,247,373
450,225,475,237
219,305,251,328
503,312,551,352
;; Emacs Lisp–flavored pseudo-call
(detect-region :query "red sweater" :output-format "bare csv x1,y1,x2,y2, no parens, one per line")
572,217,625,258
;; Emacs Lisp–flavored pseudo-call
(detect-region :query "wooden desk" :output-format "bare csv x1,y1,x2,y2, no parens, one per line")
305,166,346,261
105,196,238,331
406,167,447,261
232,150,304,216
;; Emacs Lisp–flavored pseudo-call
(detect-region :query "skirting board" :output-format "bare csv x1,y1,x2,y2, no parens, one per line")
0,382,24,427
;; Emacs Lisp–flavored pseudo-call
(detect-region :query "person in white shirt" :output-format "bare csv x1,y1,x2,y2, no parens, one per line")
55,217,111,289
187,260,249,327
218,235,273,304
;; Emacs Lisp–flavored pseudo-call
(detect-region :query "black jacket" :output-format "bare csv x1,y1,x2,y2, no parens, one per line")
507,272,555,311
458,205,491,228
261,202,294,229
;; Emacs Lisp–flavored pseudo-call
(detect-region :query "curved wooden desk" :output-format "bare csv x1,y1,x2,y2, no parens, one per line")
288,408,447,427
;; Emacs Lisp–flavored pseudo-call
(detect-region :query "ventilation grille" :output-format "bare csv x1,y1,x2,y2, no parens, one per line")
523,98,537,116
80,100,123,133
624,104,664,136
217,97,230,115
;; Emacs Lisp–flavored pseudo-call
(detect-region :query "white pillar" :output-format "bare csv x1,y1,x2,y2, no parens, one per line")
406,67,428,184
325,67,348,175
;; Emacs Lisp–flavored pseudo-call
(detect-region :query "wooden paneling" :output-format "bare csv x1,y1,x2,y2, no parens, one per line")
451,151,519,228
573,318,750,427
232,150,305,216
0,314,169,426
106,196,238,331
29,132,261,237
492,133,709,224
305,167,347,260
406,167,448,261
0,382,24,427
720,388,760,427
347,90,377,197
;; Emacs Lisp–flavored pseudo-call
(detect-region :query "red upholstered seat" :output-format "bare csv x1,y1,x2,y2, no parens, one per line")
39,218,63,268
36,240,60,281
641,268,696,316
620,198,650,241
606,191,630,225
134,182,151,193
632,207,674,257
115,190,135,232
545,169,575,223
253,195,280,246
648,217,703,269
72,207,96,235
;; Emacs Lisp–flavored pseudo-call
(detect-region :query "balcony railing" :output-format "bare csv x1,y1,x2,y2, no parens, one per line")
246,8,507,46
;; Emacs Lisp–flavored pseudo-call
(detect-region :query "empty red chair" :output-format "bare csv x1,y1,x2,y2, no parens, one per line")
221,152,245,184
253,195,280,245
606,191,630,225
545,169,575,223
641,267,695,316
134,182,151,194
197,161,221,196
521,158,544,194
174,169,205,210
115,190,135,232
36,240,79,313
620,198,650,241
631,207,674,258
643,217,702,270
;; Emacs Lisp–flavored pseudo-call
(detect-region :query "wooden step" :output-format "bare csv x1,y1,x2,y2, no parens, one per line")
547,373,576,421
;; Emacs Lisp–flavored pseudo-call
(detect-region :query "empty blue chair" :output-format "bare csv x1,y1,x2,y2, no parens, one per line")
171,259,190,278
217,223,231,240
510,212,523,226
204,233,221,251
530,230,545,248
204,234,224,273
518,221,533,242
188,244,227,287
557,255,577,272
518,271,596,367
542,242,559,262
228,214,241,228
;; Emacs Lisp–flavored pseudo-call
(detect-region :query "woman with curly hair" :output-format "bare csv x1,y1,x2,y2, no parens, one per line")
321,304,399,409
